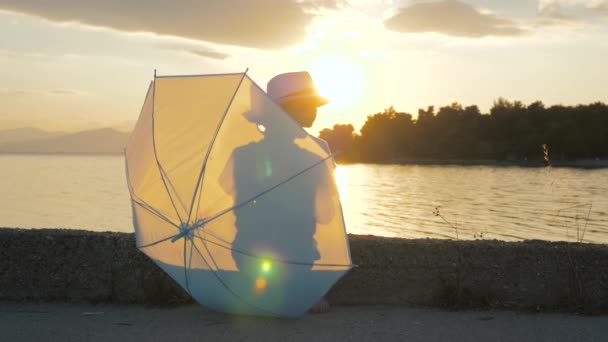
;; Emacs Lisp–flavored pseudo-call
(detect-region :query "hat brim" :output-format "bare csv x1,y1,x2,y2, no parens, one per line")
277,94,331,108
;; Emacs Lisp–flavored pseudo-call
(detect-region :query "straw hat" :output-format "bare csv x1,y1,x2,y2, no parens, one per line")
267,71,330,108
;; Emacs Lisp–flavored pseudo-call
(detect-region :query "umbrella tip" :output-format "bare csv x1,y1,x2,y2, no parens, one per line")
154,69,157,78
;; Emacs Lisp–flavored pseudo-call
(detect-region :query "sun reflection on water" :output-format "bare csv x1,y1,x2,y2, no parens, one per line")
335,165,348,197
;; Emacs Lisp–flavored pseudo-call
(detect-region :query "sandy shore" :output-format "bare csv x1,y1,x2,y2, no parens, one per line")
1,302,607,342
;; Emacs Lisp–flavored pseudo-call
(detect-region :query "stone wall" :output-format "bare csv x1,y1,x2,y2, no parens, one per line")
1,228,607,313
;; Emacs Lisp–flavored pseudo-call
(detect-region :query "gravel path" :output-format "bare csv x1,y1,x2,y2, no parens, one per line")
1,302,607,342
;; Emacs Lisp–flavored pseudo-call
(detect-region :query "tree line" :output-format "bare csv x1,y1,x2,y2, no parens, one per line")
318,99,608,164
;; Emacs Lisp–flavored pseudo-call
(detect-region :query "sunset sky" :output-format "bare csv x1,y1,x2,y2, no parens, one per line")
1,0,607,134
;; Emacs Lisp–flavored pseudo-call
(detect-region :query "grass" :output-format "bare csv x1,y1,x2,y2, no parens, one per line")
557,203,593,243
433,206,460,240
544,143,595,311
428,143,598,310
431,208,498,309
433,206,474,309
542,144,552,168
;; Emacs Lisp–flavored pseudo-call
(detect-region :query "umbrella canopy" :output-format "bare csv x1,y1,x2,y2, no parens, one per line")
125,71,352,318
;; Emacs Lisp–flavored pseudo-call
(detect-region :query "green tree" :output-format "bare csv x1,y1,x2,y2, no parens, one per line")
318,124,358,162
318,100,608,163
359,107,414,162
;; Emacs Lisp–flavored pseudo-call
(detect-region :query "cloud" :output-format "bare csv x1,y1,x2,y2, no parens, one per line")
539,0,608,10
383,0,526,38
0,0,341,49
47,89,90,96
301,0,348,10
0,48,51,60
184,49,231,60
158,44,231,60
535,3,579,26
0,88,90,96
585,0,608,10
594,3,608,12
539,0,608,17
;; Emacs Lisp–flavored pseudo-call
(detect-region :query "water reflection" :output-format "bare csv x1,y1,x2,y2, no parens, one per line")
1,155,607,244
337,164,608,243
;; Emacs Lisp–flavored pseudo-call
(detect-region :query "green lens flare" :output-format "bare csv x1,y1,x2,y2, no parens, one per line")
264,159,272,177
261,260,272,273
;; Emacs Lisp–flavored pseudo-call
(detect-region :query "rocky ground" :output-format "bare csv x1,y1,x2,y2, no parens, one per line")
1,228,608,313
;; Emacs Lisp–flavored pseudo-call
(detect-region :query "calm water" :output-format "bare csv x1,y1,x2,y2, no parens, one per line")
2,154,607,243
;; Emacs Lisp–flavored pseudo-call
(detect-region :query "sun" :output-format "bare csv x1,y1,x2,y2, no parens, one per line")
309,56,363,109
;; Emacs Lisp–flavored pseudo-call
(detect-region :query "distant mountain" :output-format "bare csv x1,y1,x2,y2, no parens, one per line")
0,127,64,146
0,128,129,154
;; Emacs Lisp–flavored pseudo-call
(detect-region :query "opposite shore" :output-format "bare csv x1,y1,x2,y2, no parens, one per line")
363,158,608,168
3,152,608,169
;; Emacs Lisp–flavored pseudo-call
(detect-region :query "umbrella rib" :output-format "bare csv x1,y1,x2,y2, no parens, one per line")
127,150,199,205
197,231,222,273
187,237,194,289
183,238,191,294
151,81,185,224
125,81,153,152
191,232,352,268
334,171,354,269
136,233,180,249
132,199,179,230
124,153,179,228
156,72,245,79
189,237,279,316
197,228,224,271
202,152,337,229
158,165,189,214
191,227,232,246
187,71,249,224
153,144,185,224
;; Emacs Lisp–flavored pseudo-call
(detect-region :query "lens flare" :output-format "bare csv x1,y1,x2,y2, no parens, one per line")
255,277,267,294
261,259,272,273
264,159,272,177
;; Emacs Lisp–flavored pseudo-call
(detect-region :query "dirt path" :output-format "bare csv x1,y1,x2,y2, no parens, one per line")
1,302,606,341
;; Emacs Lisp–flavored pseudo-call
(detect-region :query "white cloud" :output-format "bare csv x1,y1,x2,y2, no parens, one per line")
384,0,526,38
539,0,608,15
0,88,91,96
0,0,345,49
157,44,231,60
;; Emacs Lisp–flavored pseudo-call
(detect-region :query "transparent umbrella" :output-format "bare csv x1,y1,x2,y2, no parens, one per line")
125,71,352,317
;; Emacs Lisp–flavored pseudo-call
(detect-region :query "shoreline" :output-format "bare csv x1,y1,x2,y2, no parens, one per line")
2,228,608,313
0,152,124,156
2,153,608,168
343,158,608,168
